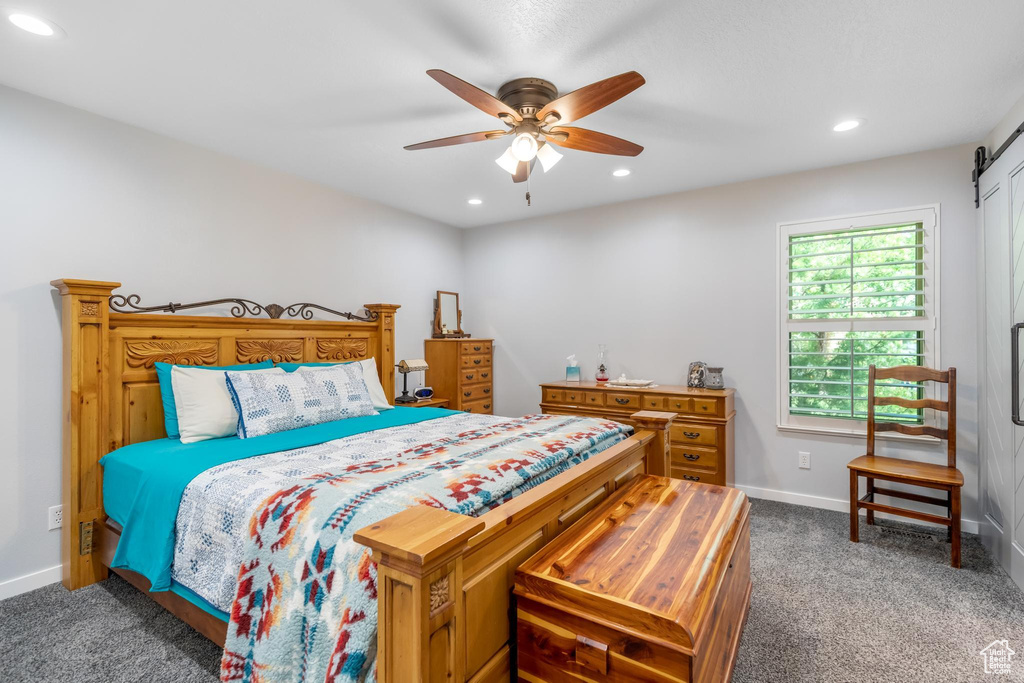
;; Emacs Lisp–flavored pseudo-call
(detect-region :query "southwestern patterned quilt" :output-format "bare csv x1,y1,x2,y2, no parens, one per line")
173,412,632,683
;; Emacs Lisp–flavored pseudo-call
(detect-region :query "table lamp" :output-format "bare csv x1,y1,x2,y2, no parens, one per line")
396,359,428,404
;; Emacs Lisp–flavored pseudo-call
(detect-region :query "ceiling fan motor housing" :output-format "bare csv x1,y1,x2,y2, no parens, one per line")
497,78,557,120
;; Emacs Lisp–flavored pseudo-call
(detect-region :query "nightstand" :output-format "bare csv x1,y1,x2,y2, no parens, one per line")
403,397,450,409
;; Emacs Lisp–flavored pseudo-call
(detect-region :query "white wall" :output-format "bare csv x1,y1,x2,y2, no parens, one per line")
0,85,463,594
463,144,980,525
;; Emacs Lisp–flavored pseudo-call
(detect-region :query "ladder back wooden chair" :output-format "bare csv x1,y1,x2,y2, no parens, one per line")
847,365,962,568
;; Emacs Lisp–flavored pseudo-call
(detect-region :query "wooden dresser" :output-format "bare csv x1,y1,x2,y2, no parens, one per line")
424,338,494,414
540,380,735,486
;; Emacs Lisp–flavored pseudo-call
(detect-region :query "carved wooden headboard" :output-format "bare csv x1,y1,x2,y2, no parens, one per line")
51,278,399,589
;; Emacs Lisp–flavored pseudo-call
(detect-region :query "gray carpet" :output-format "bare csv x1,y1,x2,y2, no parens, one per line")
2,499,1022,682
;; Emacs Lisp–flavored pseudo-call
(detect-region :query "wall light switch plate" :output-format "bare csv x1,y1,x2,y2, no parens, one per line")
48,504,63,530
798,451,811,469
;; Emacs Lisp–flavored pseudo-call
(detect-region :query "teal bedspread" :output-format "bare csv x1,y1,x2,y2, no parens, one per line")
100,407,456,592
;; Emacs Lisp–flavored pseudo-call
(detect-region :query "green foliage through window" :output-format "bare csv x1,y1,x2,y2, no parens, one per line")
788,331,924,422
788,223,924,319
787,223,926,424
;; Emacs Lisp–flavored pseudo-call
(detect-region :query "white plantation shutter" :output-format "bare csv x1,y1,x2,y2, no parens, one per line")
777,207,939,435
788,224,925,319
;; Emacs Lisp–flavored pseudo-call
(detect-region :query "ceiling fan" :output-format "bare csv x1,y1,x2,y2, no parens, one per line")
404,70,646,189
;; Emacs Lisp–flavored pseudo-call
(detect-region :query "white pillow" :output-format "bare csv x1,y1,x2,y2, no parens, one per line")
297,358,393,411
172,366,285,443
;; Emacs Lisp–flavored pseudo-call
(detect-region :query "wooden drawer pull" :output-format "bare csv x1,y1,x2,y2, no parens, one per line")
483,388,491,394
483,403,491,409
473,359,482,365
683,431,700,439
473,345,483,351
464,391,472,397
683,474,701,482
465,373,474,380
683,453,700,461
481,372,489,378
614,397,630,405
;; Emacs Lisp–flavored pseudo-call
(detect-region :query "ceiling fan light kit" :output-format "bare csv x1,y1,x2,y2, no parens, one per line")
405,69,646,205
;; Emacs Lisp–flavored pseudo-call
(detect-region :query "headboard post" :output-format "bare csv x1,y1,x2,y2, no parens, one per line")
365,303,400,404
51,278,120,590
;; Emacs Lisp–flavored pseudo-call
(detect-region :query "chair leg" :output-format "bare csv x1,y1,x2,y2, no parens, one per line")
946,489,953,542
865,477,875,525
951,487,961,569
849,470,859,543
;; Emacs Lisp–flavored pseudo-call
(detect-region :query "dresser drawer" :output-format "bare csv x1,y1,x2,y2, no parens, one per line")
691,398,719,416
605,392,640,409
670,464,725,486
670,423,717,446
461,368,492,385
563,387,586,405
665,396,692,413
642,395,665,410
460,384,492,402
543,388,564,403
460,341,492,355
460,354,491,369
584,391,605,407
463,398,493,414
670,444,719,472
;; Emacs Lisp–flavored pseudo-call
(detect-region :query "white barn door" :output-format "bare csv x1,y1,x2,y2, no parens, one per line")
978,134,1024,589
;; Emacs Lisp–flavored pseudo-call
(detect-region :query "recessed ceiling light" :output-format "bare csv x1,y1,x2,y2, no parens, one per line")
7,11,62,37
467,198,482,205
612,169,631,177
833,119,861,132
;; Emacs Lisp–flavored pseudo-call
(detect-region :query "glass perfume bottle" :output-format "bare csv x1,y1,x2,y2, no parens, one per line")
595,344,610,382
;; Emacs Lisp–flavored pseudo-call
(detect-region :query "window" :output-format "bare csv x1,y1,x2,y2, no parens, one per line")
777,206,939,436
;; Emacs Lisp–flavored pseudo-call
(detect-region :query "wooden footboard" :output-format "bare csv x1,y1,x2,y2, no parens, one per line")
355,410,676,683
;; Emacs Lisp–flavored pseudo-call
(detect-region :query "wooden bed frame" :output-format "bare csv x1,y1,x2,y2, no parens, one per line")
54,279,676,683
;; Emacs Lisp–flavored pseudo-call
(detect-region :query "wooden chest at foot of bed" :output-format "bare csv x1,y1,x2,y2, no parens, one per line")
514,475,752,683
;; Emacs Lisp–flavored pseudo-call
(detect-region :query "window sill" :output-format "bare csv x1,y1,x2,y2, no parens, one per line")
777,423,941,445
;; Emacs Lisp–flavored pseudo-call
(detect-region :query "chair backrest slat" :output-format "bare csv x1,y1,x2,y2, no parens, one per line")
874,423,948,439
866,364,956,468
873,365,949,383
874,396,948,411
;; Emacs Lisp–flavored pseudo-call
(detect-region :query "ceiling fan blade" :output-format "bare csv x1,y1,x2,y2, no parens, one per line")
404,130,507,151
537,71,645,125
512,158,537,183
547,127,643,156
427,69,522,122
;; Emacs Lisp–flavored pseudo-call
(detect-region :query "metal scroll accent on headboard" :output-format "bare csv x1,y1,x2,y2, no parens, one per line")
108,294,379,321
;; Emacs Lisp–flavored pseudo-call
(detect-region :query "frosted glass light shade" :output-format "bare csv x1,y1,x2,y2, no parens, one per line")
536,143,563,172
495,147,520,174
510,133,538,162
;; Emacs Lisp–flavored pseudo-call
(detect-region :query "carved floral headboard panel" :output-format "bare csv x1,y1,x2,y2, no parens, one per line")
108,313,397,448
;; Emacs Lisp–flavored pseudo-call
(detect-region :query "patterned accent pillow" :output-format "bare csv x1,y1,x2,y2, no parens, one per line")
225,363,378,438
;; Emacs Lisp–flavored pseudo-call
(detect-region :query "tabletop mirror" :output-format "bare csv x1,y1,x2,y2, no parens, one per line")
433,290,467,338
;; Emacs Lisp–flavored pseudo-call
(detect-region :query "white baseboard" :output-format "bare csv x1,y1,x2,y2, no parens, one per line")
735,483,980,535
0,564,61,601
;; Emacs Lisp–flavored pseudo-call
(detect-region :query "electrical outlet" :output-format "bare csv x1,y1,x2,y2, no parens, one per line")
798,451,811,469
48,504,62,530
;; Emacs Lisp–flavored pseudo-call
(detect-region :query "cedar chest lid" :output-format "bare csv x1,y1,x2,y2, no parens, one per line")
515,475,749,653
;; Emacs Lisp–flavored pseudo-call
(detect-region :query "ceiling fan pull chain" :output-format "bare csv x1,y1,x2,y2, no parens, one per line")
526,166,532,206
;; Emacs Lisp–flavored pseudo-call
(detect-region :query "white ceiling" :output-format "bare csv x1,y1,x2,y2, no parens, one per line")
2,0,1023,228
